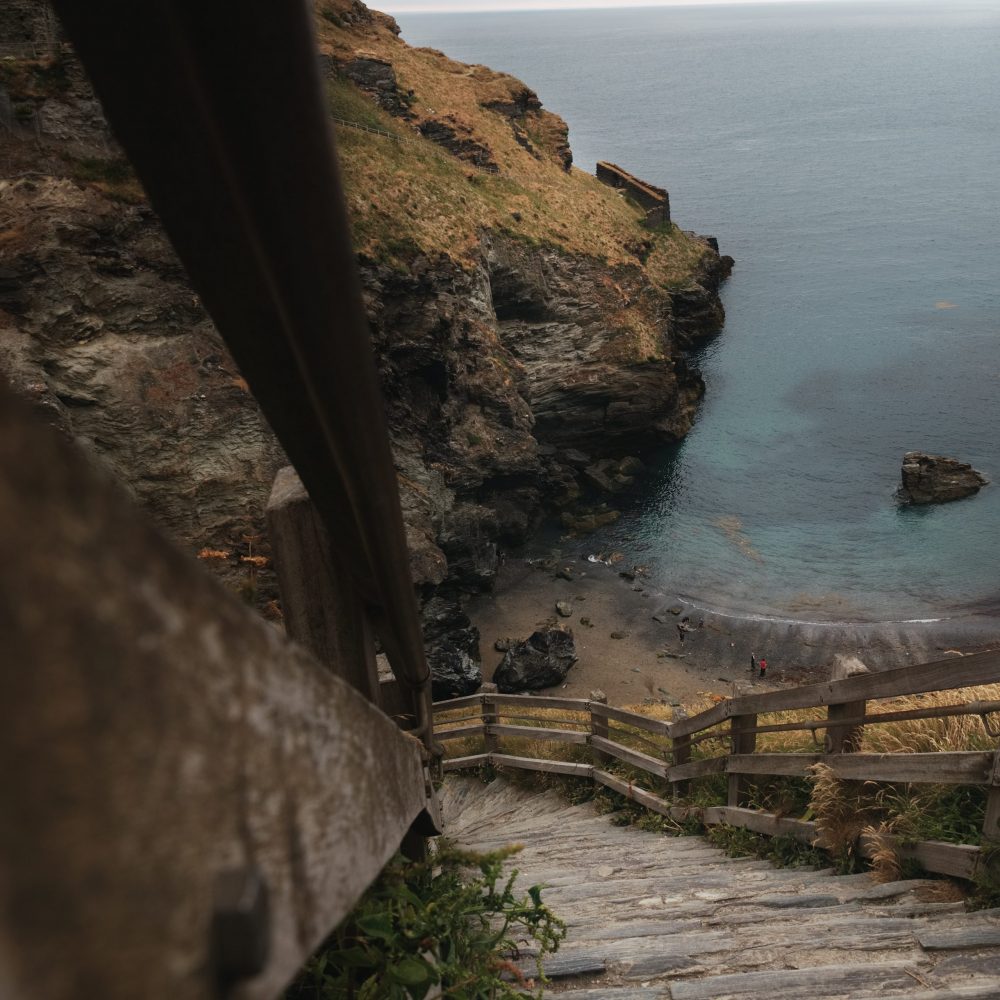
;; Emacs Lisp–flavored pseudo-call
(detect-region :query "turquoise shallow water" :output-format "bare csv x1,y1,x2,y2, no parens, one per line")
396,1,1000,621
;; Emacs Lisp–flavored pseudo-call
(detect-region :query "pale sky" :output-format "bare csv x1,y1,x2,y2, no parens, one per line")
380,0,925,13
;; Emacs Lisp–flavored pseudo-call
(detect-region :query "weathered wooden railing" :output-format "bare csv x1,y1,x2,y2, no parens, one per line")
3,2,441,998
435,652,1000,881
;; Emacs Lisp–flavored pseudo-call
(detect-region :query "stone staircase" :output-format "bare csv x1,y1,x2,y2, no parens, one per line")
440,777,1000,999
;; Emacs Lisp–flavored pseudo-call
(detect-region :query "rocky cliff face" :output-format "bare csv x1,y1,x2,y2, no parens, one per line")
0,0,731,696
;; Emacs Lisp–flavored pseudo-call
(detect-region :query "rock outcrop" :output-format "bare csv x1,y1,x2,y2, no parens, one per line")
493,628,578,692
899,452,987,505
0,0,731,695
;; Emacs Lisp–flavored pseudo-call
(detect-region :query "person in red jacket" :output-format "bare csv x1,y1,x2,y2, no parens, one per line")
759,656,767,680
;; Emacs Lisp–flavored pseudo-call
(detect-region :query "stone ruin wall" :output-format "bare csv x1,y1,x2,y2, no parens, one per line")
595,161,670,229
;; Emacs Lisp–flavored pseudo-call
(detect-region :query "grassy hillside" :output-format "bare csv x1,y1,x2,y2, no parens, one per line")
316,0,711,288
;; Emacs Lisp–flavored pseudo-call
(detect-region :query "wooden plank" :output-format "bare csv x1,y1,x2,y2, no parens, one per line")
915,926,1000,950
442,754,490,773
490,754,594,778
700,699,1000,741
589,737,669,779
697,807,982,879
857,834,981,880
724,751,993,785
266,467,380,704
728,714,757,807
671,731,692,800
670,650,1000,738
489,724,589,745
481,683,499,755
0,387,431,1000
824,751,992,786
826,699,865,754
667,756,728,783
669,701,731,739
486,694,592,712
432,695,483,715
51,0,437,706
593,770,675,816
590,692,610,767
726,754,821,777
702,807,818,844
590,703,672,736
983,750,1000,841
435,724,486,742
896,841,981,881
670,962,917,999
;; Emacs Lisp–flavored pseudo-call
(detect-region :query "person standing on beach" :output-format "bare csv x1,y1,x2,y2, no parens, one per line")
750,652,757,675
759,656,767,680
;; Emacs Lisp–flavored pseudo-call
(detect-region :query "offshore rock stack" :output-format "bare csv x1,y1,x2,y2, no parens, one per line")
898,451,988,504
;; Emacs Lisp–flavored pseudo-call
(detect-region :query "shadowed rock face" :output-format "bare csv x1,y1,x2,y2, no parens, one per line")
899,452,988,505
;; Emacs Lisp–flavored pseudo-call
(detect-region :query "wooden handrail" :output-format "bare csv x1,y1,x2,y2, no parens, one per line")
6,3,452,995
669,651,1000,738
51,0,434,746
434,651,1000,879
0,386,433,999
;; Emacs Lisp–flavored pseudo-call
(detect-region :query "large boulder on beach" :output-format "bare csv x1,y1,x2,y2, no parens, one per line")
493,628,578,692
899,452,987,504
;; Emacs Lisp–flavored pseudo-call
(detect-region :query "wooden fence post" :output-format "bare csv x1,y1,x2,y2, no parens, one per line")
590,690,609,767
267,467,381,705
825,659,869,754
984,750,1000,842
672,733,691,801
728,714,758,807
481,683,499,755
825,701,866,754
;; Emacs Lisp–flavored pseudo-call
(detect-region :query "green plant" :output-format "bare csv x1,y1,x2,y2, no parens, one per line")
706,826,826,870
288,843,566,999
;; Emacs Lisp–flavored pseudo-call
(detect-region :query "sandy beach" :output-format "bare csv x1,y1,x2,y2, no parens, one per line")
466,554,1000,709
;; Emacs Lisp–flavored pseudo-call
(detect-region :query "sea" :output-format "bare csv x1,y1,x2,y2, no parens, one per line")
395,1,1000,622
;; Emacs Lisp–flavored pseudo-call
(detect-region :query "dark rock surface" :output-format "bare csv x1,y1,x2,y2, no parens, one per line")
899,451,988,504
418,117,497,171
493,628,578,692
341,57,412,117
422,595,482,699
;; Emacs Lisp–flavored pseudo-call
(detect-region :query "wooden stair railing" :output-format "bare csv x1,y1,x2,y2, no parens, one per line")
50,0,435,753
435,652,1000,882
0,386,432,999
3,0,443,995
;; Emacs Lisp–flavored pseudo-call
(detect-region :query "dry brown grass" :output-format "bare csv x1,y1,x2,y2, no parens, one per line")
315,0,715,291
860,684,1000,754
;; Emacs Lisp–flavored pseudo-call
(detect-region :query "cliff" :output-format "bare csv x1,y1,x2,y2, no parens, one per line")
0,0,731,696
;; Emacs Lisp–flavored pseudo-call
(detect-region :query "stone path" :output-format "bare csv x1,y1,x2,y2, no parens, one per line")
440,777,1000,999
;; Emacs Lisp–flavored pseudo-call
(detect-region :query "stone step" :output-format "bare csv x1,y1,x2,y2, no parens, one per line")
441,777,1000,999
667,961,922,999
